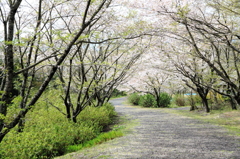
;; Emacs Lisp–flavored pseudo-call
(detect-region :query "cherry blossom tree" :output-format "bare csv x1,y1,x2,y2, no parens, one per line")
0,0,112,143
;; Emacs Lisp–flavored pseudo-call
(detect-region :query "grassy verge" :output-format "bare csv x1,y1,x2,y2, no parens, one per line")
64,112,137,155
65,115,126,154
55,114,138,159
163,107,240,136
66,128,124,153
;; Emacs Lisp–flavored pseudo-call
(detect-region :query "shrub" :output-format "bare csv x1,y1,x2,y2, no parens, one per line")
78,103,116,129
139,94,157,107
0,115,95,158
157,92,172,108
111,89,127,98
128,93,140,105
174,94,186,106
193,94,202,105
0,100,116,159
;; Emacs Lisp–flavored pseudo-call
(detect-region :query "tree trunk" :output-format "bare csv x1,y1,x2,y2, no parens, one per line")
202,97,210,113
65,102,72,120
72,116,77,123
197,88,210,113
231,96,238,110
233,93,240,107
0,133,6,143
0,0,22,136
190,105,195,111
153,88,160,107
17,118,25,133
156,95,161,107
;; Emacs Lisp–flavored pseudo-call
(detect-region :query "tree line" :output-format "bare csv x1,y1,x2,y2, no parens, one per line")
162,0,240,112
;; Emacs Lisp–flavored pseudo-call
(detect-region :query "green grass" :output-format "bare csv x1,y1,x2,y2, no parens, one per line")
64,113,137,154
163,107,240,136
62,113,138,157
66,129,124,153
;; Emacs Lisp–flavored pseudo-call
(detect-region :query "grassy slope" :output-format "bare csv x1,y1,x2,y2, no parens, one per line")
163,107,240,136
64,113,138,155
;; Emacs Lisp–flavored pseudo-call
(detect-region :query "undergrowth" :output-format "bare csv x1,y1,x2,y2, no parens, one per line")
0,91,119,159
56,112,138,159
66,127,124,153
128,92,171,108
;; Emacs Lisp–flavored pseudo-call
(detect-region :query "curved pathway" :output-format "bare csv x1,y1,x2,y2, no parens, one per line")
58,97,240,159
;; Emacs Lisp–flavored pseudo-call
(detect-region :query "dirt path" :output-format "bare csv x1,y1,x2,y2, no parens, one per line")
57,97,240,159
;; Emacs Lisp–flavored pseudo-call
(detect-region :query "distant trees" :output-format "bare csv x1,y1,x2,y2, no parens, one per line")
139,72,171,107
129,50,173,108
161,0,240,111
174,56,215,112
99,0,240,112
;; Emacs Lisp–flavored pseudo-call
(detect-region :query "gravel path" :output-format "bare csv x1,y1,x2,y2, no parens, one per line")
57,97,240,159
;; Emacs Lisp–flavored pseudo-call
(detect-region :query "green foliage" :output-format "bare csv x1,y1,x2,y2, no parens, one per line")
177,4,190,18
0,98,116,158
111,89,127,98
157,92,172,108
78,103,117,129
4,95,22,124
190,94,202,105
128,92,172,108
128,93,141,105
139,94,156,107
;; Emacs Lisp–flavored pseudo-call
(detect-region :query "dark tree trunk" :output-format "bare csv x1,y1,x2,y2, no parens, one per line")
0,0,22,136
65,102,72,120
17,118,24,133
0,133,6,143
72,116,77,123
197,87,210,113
202,97,210,113
233,93,240,106
190,105,196,111
156,95,161,107
231,96,238,110
153,88,161,107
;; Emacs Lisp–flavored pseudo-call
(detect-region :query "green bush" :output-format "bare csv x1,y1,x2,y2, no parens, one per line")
78,103,116,129
139,94,157,107
193,94,202,104
0,100,116,159
128,93,140,105
157,92,172,108
111,89,127,98
128,92,172,108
